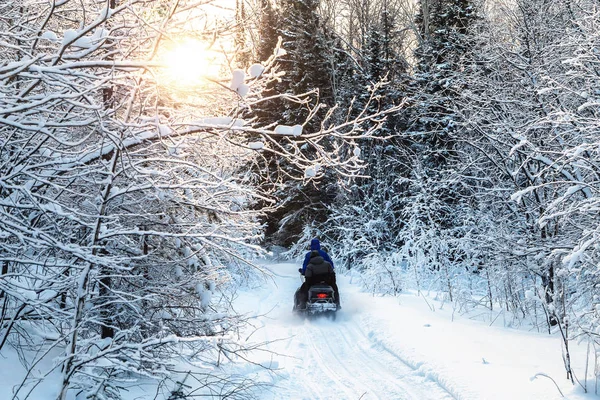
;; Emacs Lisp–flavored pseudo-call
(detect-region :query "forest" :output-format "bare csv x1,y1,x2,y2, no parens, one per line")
1,0,600,398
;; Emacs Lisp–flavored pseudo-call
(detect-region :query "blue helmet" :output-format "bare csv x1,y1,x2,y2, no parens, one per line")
310,238,321,251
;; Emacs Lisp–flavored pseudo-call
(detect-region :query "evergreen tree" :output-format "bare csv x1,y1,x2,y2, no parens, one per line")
255,0,279,63
365,7,408,84
235,0,252,67
410,0,480,188
276,0,334,123
366,24,384,82
250,0,340,246
393,0,480,285
323,5,413,268
412,0,479,162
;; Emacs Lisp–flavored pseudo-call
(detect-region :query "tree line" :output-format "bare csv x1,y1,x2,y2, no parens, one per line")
244,0,600,389
0,0,395,397
2,0,600,396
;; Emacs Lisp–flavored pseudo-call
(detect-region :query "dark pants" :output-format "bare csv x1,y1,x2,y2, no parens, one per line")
295,273,340,309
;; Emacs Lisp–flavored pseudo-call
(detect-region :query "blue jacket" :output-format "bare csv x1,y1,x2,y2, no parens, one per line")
301,239,334,275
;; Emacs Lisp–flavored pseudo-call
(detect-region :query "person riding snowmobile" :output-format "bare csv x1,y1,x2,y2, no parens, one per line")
301,238,334,274
296,239,340,310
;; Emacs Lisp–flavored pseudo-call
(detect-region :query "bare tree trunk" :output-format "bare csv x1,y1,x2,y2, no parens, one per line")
422,0,430,40
445,261,453,302
58,262,91,400
486,268,493,311
0,261,7,300
60,1,119,395
99,0,117,341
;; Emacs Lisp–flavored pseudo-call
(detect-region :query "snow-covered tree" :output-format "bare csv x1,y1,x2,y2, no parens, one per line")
455,0,600,381
351,0,482,299
0,0,400,397
255,0,280,63
249,0,343,246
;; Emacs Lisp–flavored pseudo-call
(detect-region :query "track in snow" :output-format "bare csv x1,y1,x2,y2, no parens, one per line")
236,262,457,400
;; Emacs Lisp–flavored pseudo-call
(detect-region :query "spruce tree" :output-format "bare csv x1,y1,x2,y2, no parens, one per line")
276,0,334,123
412,0,479,162
255,0,279,63
250,0,341,247
399,0,480,282
235,0,251,67
324,5,413,267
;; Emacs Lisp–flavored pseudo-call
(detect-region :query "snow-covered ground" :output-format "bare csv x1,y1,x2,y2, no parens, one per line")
2,260,598,399
234,261,599,400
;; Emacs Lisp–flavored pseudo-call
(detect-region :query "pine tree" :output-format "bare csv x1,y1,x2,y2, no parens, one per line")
412,0,479,162
256,0,279,63
235,0,251,67
323,4,414,269
366,24,384,82
250,0,340,246
276,0,334,122
395,0,480,285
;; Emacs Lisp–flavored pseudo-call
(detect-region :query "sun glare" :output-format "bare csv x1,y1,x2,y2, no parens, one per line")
161,39,220,87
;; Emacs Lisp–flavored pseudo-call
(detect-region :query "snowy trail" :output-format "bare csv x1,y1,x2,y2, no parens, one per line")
0,260,585,399
235,262,457,400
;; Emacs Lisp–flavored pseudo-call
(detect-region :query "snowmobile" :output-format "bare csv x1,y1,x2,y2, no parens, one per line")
293,269,338,320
